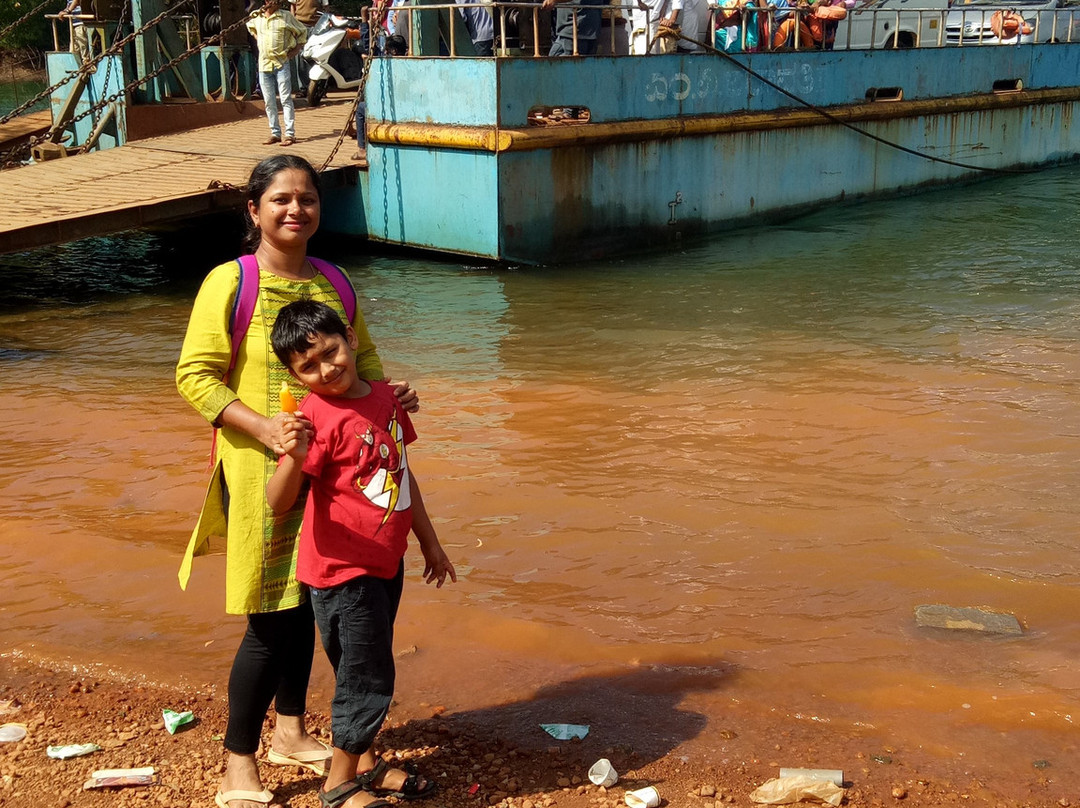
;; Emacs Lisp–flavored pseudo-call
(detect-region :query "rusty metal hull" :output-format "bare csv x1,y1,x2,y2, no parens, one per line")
354,45,1080,263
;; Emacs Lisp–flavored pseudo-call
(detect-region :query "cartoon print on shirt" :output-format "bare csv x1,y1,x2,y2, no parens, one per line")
354,409,412,526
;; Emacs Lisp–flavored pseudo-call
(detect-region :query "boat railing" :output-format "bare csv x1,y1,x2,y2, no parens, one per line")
44,13,108,59
368,1,1080,55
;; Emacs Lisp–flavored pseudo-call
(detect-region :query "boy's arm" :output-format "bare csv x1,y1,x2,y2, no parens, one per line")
266,417,309,513
408,474,457,588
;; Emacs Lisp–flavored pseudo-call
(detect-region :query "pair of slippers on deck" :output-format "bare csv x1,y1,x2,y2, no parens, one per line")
319,757,438,808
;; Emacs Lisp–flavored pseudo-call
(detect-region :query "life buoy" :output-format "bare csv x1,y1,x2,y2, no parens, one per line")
990,10,1033,40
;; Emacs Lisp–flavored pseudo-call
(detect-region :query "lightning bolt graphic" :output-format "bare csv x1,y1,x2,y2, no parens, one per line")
378,411,405,526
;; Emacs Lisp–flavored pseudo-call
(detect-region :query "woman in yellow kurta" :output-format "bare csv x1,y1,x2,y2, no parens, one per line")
177,155,417,808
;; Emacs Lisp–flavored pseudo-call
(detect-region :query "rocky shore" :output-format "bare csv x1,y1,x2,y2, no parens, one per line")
1,653,1074,808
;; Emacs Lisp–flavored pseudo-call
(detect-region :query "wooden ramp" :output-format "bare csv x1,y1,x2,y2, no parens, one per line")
0,111,52,152
1,99,363,254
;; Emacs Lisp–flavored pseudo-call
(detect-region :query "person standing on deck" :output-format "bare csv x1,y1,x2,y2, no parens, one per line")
630,0,682,53
291,0,328,95
455,0,495,55
542,0,606,54
247,0,308,146
59,0,93,68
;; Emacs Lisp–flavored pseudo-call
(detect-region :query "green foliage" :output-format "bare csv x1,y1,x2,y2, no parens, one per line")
329,0,371,18
0,0,62,50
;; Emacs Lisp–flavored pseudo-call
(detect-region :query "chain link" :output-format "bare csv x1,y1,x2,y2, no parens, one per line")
0,0,65,41
58,9,255,138
0,0,195,126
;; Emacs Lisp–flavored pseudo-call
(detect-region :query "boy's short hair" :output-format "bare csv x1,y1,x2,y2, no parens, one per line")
271,299,350,366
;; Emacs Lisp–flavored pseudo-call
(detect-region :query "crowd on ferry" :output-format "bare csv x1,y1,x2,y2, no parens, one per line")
190,0,852,154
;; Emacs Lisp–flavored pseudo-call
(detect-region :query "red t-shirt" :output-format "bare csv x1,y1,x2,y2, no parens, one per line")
294,381,418,588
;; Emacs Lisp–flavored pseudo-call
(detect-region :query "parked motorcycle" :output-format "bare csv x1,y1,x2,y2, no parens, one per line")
302,12,367,106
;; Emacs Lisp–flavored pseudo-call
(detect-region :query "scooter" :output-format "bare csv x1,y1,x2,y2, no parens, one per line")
302,12,367,106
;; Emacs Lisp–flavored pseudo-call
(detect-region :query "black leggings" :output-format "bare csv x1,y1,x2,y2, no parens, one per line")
224,600,316,755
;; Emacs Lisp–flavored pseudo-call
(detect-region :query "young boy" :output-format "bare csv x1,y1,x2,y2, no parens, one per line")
268,300,456,808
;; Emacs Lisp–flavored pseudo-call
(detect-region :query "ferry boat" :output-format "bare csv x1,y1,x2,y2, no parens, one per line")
29,0,1080,263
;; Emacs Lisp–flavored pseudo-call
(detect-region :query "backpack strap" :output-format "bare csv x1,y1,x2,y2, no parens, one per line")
226,255,356,379
309,257,357,324
228,255,261,379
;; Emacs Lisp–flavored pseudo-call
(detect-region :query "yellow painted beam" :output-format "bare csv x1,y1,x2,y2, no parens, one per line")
367,87,1080,153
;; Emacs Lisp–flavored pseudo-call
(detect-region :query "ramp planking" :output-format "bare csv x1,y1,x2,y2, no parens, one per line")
1,99,363,254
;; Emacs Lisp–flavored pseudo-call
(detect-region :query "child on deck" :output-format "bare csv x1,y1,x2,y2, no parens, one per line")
268,300,456,808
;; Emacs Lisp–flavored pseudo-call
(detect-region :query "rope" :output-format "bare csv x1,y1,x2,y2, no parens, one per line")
674,28,1035,175
0,0,64,41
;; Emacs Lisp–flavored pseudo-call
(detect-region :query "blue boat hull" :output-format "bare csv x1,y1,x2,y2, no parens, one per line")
320,45,1080,263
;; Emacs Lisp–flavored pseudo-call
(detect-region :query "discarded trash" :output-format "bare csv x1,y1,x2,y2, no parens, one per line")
588,758,618,787
625,786,661,808
83,767,157,790
467,783,481,796
47,743,101,760
0,724,27,743
914,604,1023,636
162,708,195,734
750,775,844,806
778,769,843,787
540,723,589,740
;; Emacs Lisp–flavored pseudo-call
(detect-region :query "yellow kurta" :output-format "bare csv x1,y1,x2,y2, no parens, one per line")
176,260,384,614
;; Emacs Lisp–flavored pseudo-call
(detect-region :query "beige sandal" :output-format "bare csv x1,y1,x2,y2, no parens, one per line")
267,739,332,775
215,788,275,807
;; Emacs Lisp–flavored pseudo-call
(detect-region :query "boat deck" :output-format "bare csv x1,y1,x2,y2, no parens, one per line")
1,99,363,254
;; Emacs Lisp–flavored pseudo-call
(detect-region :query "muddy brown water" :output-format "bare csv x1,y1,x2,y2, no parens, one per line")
2,168,1080,791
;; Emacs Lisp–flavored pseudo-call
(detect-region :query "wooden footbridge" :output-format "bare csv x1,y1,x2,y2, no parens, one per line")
0,100,363,254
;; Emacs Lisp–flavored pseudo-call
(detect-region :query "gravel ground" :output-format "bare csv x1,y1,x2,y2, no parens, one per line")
0,655,1072,808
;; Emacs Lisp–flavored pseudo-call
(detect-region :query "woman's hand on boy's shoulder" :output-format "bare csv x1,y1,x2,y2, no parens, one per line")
386,377,420,413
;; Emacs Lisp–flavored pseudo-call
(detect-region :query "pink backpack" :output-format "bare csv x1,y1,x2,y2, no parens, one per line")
226,254,357,376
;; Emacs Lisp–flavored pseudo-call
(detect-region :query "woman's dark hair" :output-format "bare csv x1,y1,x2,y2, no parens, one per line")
242,154,322,253
271,299,349,366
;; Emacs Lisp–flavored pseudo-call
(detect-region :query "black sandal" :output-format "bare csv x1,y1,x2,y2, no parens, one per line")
359,758,438,801
320,780,395,808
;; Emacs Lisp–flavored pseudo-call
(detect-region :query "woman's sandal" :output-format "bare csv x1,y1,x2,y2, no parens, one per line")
357,758,438,801
319,780,394,808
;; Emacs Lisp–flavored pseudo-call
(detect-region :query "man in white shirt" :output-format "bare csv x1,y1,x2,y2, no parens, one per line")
630,0,682,53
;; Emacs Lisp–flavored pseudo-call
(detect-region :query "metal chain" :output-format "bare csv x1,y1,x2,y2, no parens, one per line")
318,0,395,171
58,10,256,136
0,0,194,126
317,57,374,171
82,0,129,146
0,0,64,41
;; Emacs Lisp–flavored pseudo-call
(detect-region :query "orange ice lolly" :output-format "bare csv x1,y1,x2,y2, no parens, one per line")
279,381,299,413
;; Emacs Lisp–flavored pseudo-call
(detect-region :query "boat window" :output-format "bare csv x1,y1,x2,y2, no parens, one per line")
992,78,1024,92
528,106,593,126
865,86,904,101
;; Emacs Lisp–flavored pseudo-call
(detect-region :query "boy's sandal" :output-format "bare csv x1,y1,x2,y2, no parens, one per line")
320,780,395,808
358,758,438,801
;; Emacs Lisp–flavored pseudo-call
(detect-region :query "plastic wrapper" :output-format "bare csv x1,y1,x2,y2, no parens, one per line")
162,708,194,734
47,743,101,759
749,774,845,806
83,767,157,789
